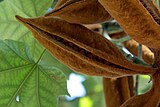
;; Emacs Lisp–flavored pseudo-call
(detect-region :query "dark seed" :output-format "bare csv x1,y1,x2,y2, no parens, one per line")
87,53,93,59
80,49,85,55
73,46,79,51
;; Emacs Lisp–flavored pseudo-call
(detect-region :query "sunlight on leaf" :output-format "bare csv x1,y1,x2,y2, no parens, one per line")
138,75,152,94
0,40,67,107
79,97,93,107
0,0,53,61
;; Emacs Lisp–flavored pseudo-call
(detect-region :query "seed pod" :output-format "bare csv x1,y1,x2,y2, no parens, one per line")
124,39,154,64
109,30,127,39
16,16,156,77
98,0,160,49
84,24,102,34
54,0,68,9
45,0,112,24
121,73,160,107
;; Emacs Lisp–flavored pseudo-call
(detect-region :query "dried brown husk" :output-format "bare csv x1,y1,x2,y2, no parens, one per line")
109,30,127,39
16,16,157,77
98,0,160,49
54,0,68,9
103,77,132,107
84,24,102,34
45,0,112,24
120,73,160,107
84,24,102,31
124,39,154,64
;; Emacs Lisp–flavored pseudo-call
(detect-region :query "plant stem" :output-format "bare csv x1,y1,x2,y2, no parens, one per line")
111,36,131,44
134,44,142,95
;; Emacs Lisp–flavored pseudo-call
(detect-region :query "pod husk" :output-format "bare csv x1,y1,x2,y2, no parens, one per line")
121,73,160,107
124,39,154,64
54,0,68,9
45,0,112,24
98,0,160,49
16,16,157,77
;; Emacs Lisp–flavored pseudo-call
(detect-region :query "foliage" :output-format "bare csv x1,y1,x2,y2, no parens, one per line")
0,0,69,106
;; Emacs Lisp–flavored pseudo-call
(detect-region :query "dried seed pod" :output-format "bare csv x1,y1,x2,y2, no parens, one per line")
54,0,68,9
124,39,154,64
103,77,132,107
16,16,156,77
121,73,160,107
98,0,160,49
84,23,102,34
109,30,127,39
152,49,160,68
45,0,112,24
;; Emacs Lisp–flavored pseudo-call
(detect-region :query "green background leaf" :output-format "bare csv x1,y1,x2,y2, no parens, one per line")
0,40,68,107
0,0,52,61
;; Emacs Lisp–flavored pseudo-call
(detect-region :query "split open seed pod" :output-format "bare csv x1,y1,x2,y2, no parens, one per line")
16,16,157,78
120,73,160,107
45,0,112,24
98,0,160,49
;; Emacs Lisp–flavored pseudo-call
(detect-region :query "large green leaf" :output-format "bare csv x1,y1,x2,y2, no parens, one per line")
0,39,68,107
38,51,74,78
0,0,52,61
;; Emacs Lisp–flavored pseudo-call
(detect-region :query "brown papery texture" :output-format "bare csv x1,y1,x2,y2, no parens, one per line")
45,0,112,24
84,23,102,34
98,0,160,49
84,24,102,31
15,16,157,77
120,73,160,107
103,77,131,107
54,0,68,9
124,39,154,64
109,30,127,39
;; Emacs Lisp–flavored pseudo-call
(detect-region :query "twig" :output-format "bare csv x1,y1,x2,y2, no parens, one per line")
135,44,142,95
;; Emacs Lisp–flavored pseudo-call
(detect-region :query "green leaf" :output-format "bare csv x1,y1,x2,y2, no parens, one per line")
0,39,67,107
83,77,105,107
38,51,74,78
138,75,152,94
0,0,53,61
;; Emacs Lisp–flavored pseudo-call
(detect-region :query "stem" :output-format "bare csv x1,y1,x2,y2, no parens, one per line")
135,76,139,95
134,44,142,95
138,44,142,59
111,36,131,44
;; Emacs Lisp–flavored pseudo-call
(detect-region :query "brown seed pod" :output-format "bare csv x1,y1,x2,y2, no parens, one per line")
54,0,68,9
45,0,112,24
109,30,127,39
103,77,132,107
120,73,160,107
16,16,156,78
124,39,154,64
98,0,160,49
84,23,102,34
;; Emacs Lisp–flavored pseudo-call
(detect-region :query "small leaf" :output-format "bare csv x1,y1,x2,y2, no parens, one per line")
45,0,112,24
0,39,67,107
16,16,157,77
